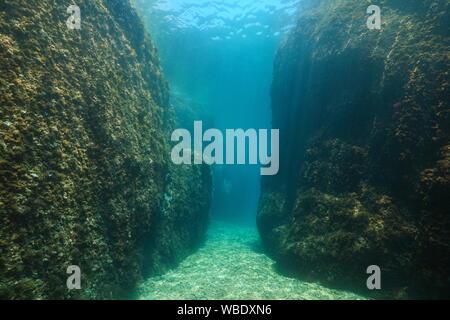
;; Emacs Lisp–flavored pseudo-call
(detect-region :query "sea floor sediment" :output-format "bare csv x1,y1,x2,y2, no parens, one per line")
135,221,367,300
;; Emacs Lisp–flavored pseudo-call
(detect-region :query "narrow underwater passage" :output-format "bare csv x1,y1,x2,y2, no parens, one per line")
132,0,368,300
1,0,448,301
135,222,366,300
136,0,288,226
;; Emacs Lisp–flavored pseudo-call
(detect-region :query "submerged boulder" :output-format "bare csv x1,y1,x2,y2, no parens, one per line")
0,0,211,299
258,0,449,299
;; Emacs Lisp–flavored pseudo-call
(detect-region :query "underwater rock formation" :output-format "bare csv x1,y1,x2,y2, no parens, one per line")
143,162,211,277
258,0,449,299
0,0,211,299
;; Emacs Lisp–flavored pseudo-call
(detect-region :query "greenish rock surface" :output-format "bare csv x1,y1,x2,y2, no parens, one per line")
258,0,449,299
0,0,211,299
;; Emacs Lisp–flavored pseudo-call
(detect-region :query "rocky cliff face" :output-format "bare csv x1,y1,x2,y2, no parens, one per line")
258,0,449,299
0,0,211,299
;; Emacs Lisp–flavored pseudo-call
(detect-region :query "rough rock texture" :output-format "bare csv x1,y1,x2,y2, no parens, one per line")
0,0,210,299
143,162,212,277
258,0,449,299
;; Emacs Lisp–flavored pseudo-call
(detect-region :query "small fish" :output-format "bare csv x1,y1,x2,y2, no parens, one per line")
393,102,402,108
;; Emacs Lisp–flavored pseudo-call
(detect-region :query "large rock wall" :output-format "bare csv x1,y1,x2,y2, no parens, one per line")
0,0,211,299
258,0,449,299
143,162,212,277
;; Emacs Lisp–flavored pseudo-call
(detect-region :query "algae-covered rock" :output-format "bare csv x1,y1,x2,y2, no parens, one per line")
0,0,211,299
258,0,449,299
143,162,212,277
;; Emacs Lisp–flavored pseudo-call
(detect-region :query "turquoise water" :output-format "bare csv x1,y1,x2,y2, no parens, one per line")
133,0,367,300
131,0,450,301
1,0,447,300
136,0,298,225
136,221,366,300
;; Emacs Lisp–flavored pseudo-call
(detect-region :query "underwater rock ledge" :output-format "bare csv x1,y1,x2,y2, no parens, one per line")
0,0,211,299
258,0,449,299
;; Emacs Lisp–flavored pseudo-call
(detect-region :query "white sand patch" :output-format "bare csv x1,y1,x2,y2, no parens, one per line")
135,221,367,300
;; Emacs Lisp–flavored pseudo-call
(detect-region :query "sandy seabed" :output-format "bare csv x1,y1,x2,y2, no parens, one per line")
135,221,367,300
